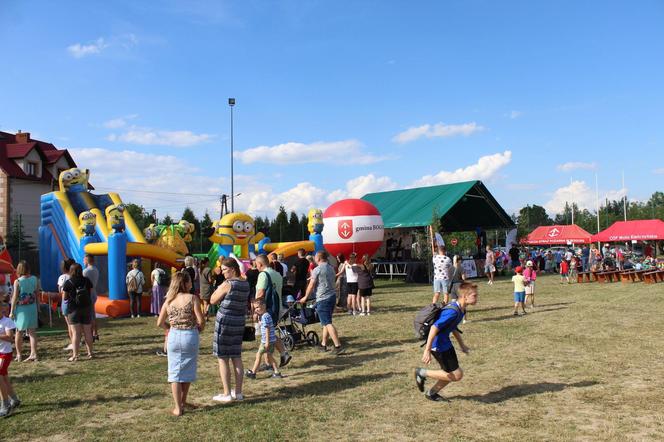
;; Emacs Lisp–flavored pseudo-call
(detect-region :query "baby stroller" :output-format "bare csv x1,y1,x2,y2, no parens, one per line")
277,303,320,352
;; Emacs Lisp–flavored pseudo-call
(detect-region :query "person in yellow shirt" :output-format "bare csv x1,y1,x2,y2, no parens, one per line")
511,266,527,316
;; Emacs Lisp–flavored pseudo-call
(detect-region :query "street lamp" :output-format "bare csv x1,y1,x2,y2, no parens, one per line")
228,97,236,212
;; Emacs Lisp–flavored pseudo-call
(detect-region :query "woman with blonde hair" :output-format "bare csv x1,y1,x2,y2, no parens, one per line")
10,261,40,362
157,271,205,416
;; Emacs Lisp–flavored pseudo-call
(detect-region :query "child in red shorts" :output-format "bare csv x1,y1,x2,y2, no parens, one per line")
0,301,20,417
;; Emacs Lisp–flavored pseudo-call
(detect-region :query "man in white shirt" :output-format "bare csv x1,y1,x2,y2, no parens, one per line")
432,246,453,305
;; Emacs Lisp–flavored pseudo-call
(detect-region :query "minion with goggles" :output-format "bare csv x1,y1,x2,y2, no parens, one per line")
105,204,126,233
58,168,90,192
204,213,265,259
78,211,97,236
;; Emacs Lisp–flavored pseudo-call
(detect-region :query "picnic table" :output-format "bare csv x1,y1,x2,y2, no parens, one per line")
643,269,664,284
577,272,593,283
596,271,620,283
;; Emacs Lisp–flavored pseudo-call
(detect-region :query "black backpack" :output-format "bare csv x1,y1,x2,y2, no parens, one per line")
414,303,462,346
69,280,90,309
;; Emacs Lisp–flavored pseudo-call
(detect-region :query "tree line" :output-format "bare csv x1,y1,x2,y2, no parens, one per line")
513,191,664,239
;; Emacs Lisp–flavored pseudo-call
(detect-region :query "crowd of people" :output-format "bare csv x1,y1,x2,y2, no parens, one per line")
1,237,659,416
0,247,371,418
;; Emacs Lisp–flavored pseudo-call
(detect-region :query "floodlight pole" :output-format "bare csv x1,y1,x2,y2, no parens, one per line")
229,98,236,213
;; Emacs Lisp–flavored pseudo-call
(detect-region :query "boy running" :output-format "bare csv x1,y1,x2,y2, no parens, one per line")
0,301,20,417
512,266,527,316
414,283,478,402
245,299,282,379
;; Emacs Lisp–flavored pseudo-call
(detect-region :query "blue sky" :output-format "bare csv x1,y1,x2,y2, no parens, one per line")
1,0,663,220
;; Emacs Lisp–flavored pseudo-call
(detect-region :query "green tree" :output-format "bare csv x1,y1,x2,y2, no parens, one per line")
161,214,174,226
299,214,309,240
517,204,553,239
200,211,213,252
6,215,36,261
124,203,148,231
287,211,300,241
270,206,288,242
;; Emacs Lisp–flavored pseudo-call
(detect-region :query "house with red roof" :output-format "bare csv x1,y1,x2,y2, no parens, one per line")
0,130,77,242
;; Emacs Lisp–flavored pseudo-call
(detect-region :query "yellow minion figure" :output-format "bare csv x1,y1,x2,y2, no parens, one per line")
207,213,264,258
105,204,126,233
78,211,97,236
58,168,90,192
307,208,324,234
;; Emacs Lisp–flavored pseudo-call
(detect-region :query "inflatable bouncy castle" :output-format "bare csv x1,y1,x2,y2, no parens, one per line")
39,169,184,317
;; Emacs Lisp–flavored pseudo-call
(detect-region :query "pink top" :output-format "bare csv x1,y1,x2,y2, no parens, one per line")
524,267,537,282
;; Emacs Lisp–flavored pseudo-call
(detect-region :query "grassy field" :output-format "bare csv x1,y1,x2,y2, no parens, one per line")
2,274,664,441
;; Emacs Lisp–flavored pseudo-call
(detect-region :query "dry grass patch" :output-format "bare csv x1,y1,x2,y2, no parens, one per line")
2,275,664,441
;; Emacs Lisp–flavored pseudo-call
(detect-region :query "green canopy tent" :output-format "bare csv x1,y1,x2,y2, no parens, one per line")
362,180,514,231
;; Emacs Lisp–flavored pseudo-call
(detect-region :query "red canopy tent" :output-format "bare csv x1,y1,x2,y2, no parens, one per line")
521,224,593,245
591,219,664,242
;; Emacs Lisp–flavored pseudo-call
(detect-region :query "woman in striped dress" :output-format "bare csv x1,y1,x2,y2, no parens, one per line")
210,258,249,403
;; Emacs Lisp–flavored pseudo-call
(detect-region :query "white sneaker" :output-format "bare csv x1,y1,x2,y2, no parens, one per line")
63,344,73,351
230,390,244,401
359,312,366,316
212,394,233,403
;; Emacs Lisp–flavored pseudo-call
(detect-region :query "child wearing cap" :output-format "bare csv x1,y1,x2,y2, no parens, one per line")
523,261,537,310
511,267,527,316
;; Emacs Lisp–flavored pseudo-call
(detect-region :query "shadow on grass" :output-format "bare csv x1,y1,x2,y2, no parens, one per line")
379,304,422,314
451,380,598,403
341,336,416,353
13,370,82,384
471,301,574,314
294,349,402,371
472,305,570,323
201,372,400,410
20,392,161,414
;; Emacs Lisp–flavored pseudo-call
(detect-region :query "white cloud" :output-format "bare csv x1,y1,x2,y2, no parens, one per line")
328,174,398,200
411,151,512,187
103,114,138,129
392,122,484,144
107,127,213,147
508,110,522,119
235,140,388,165
69,147,332,218
544,180,626,214
69,147,225,217
67,34,138,59
654,168,664,175
557,162,597,172
67,38,109,58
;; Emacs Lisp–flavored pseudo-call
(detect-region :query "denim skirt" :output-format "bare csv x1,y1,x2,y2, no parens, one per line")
167,328,199,383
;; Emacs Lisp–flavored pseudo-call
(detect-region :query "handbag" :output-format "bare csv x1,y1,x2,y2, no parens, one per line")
242,326,256,342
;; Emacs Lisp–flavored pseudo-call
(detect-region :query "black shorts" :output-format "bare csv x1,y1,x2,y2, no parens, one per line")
359,287,372,297
347,282,358,295
432,347,459,373
67,308,92,325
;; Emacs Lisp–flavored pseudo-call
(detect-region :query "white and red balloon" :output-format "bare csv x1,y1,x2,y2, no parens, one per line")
323,199,384,258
